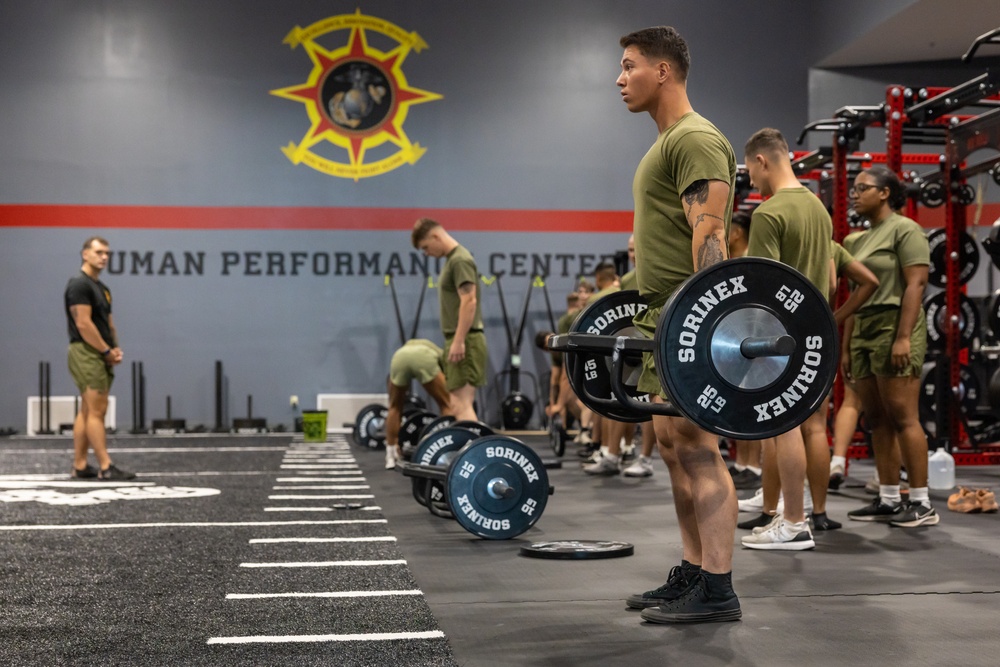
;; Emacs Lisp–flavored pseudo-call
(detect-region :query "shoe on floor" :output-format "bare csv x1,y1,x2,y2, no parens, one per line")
811,512,842,531
71,463,99,479
848,497,904,522
622,455,654,478
583,454,620,476
889,501,940,527
385,446,400,470
737,512,775,531
731,468,762,490
99,463,136,481
948,486,976,512
625,563,699,609
737,487,787,515
828,464,845,490
639,573,741,624
977,489,999,513
742,517,815,550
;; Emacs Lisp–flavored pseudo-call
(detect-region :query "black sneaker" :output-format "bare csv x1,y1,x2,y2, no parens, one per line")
71,463,99,479
99,464,136,481
640,574,742,624
889,501,940,527
737,512,775,530
625,563,699,609
811,512,842,531
847,497,904,522
731,468,762,490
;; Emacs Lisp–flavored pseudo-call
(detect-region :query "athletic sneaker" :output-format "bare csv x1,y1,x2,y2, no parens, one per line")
731,468,762,490
622,455,654,478
977,489,1000,513
640,573,741,624
828,463,845,490
742,517,815,550
889,501,940,527
71,463,98,479
385,446,400,470
811,512,843,531
625,563,699,609
738,488,769,513
737,512,775,531
583,454,619,476
99,463,136,481
847,497,904,522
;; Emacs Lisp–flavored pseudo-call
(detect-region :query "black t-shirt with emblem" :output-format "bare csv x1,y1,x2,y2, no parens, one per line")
65,272,114,347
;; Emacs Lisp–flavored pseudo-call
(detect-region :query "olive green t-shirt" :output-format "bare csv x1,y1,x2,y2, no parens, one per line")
551,309,578,368
620,269,637,291
831,239,853,276
632,112,737,336
586,283,620,306
438,244,484,336
746,186,833,294
842,213,930,315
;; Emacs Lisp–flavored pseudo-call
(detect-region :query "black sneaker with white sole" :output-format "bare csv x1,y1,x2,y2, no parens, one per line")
625,563,699,609
99,464,136,481
71,463,99,479
847,497,903,522
889,501,940,527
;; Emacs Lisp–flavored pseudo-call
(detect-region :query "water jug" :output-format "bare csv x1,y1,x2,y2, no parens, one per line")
928,447,955,490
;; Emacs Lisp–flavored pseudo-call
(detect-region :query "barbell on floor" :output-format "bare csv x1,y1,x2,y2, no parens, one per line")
547,257,838,440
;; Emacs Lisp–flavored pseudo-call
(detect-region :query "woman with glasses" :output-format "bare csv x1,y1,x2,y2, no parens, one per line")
842,166,936,527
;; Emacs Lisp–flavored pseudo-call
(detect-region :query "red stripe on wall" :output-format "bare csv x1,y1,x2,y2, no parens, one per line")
0,204,634,233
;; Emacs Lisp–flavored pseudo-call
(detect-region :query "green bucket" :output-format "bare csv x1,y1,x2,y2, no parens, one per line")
301,410,328,443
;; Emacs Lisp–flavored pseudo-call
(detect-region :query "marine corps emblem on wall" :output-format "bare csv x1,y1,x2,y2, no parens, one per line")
271,10,442,181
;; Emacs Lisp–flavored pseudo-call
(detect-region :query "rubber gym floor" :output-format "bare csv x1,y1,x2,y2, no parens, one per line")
2,431,999,666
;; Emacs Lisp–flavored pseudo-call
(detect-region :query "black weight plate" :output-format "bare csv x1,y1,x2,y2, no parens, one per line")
924,291,981,349
399,410,437,452
919,362,981,437
989,292,1000,339
405,394,427,412
420,415,456,440
991,368,1000,415
520,540,635,560
656,257,838,440
927,228,980,288
353,403,387,449
446,435,550,540
449,420,495,438
565,290,651,424
411,426,483,468
921,181,945,208
549,414,567,457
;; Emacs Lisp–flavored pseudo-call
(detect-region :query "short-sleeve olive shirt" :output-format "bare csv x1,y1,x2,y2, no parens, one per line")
438,244,484,336
586,283,620,306
620,269,637,291
842,213,930,316
746,186,833,294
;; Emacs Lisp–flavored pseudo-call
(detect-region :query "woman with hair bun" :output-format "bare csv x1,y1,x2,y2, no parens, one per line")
842,166,936,527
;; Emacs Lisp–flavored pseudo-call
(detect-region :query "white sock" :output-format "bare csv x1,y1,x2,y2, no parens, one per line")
909,487,930,505
880,485,902,504
830,455,846,470
734,464,747,472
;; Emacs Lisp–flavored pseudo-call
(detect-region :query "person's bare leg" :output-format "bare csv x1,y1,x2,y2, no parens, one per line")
72,398,91,471
802,402,831,513
81,388,112,470
654,415,701,566
761,438,781,513
878,375,927,488
855,377,901,485
774,428,807,524
450,384,478,422
421,373,453,416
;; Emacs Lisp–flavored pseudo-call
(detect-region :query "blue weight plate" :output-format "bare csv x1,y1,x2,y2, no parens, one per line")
353,403,387,449
411,426,482,468
400,410,437,451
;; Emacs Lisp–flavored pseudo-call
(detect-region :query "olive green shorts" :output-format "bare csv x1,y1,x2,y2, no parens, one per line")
67,342,114,393
850,307,926,379
442,332,488,391
635,304,669,399
389,342,442,387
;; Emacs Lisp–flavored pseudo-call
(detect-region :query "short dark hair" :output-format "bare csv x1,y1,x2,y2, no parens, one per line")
731,210,751,233
861,165,908,211
619,26,690,81
594,262,617,283
82,236,109,252
411,218,441,248
744,128,789,161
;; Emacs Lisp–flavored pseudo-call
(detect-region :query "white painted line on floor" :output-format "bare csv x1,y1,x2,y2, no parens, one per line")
276,477,370,484
271,486,373,492
249,536,395,544
282,458,356,462
207,630,445,645
268,494,376,500
0,519,387,531
0,446,291,454
0,480,155,488
263,506,381,512
280,464,360,469
239,559,407,568
273,470,361,476
134,471,282,477
226,589,418,599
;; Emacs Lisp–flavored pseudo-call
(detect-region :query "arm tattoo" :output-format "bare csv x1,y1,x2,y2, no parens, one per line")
682,180,710,214
696,233,725,270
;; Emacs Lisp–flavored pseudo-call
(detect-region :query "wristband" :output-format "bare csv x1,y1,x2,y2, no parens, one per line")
102,348,112,357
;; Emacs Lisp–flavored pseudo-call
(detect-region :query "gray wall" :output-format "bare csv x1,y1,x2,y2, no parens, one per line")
0,1,923,429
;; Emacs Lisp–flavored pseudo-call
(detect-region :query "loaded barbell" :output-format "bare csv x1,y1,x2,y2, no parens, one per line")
547,257,838,440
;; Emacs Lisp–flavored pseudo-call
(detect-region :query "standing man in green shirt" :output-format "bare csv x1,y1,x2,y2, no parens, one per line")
615,26,741,624
412,218,488,422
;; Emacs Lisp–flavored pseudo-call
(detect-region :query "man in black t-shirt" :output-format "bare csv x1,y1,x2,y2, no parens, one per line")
65,236,134,480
